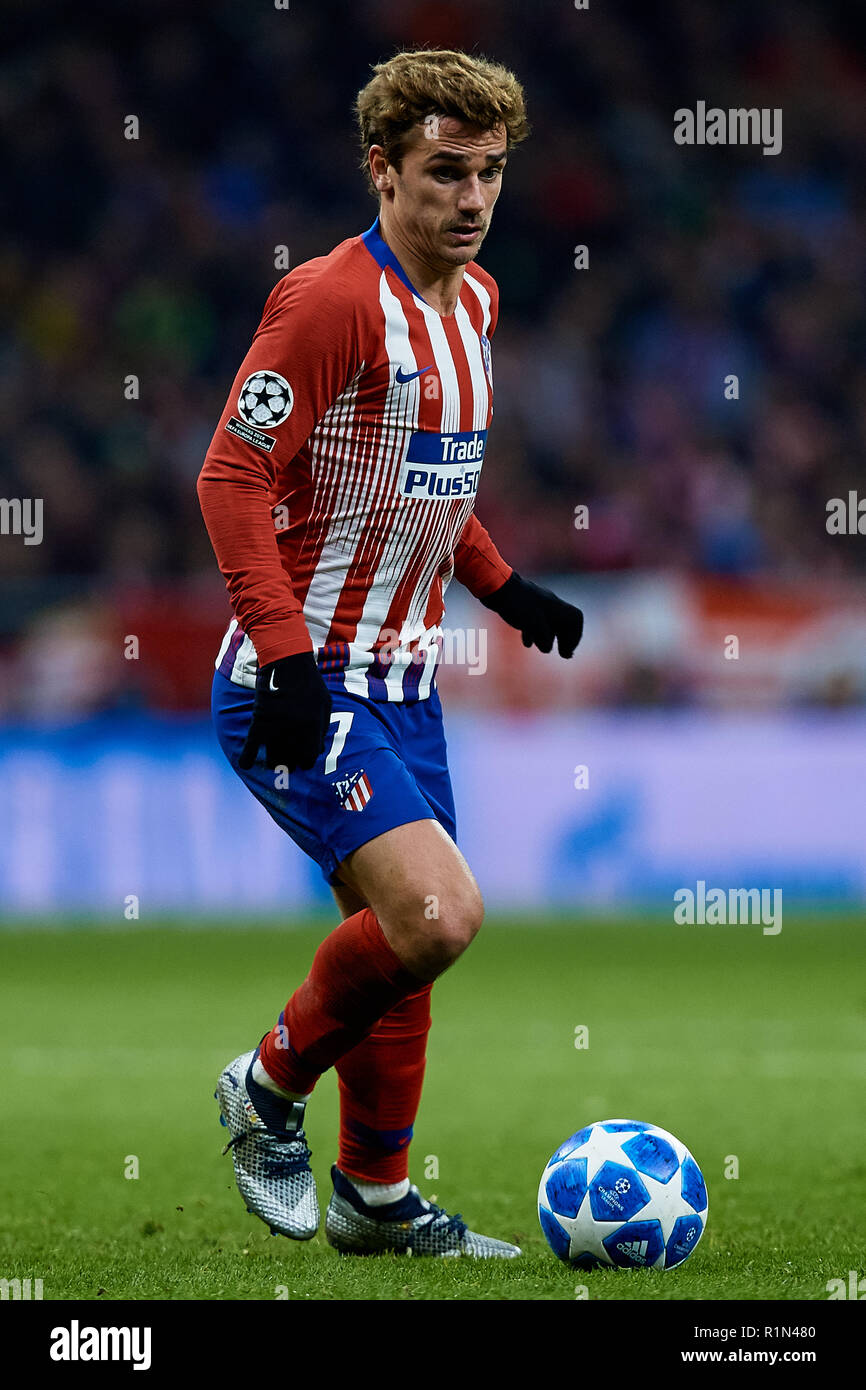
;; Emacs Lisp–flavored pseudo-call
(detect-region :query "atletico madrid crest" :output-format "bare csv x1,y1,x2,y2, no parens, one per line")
333,769,374,811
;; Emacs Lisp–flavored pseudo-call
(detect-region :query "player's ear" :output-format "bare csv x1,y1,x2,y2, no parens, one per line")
368,146,391,193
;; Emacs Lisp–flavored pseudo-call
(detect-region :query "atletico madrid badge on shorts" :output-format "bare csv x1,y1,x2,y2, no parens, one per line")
333,770,374,811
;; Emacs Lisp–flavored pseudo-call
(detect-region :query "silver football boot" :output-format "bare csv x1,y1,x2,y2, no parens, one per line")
325,1165,521,1257
215,1048,318,1240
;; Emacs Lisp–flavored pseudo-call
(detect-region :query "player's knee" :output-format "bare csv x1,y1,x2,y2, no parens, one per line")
418,882,484,974
378,880,482,979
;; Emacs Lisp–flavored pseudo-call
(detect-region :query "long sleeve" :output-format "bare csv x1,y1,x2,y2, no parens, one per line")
197,268,360,667
452,512,512,599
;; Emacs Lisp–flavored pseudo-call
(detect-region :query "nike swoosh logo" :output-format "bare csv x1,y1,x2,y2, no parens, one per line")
395,364,433,384
269,671,279,692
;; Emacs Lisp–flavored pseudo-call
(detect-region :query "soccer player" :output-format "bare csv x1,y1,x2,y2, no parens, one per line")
197,48,583,1257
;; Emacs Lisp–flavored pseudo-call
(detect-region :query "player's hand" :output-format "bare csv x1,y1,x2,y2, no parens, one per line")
480,572,584,657
238,652,333,772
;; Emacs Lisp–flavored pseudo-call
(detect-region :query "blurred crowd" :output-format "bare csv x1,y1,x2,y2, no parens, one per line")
1,0,865,714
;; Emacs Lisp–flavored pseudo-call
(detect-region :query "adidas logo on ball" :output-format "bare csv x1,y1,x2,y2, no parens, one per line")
616,1239,649,1263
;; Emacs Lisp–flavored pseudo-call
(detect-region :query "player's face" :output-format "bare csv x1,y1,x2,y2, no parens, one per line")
385,117,507,269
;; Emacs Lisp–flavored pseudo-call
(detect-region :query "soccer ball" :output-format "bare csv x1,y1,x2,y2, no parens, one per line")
237,370,293,429
538,1118,708,1270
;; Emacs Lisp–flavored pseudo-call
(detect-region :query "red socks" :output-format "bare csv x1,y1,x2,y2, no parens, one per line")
335,983,432,1183
258,907,426,1099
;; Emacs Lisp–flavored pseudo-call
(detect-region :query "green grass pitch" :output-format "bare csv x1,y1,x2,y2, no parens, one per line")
0,914,862,1301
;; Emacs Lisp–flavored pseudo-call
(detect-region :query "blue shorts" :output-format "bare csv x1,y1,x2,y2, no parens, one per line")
212,670,457,887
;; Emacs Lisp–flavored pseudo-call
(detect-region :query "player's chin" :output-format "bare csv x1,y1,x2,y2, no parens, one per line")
441,232,486,264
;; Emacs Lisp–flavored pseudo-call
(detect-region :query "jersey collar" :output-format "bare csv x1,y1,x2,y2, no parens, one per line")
362,216,433,307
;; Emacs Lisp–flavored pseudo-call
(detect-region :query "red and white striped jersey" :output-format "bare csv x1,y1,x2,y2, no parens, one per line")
198,216,511,702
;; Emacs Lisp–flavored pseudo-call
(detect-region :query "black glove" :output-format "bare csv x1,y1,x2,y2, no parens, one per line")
238,651,333,772
480,572,584,657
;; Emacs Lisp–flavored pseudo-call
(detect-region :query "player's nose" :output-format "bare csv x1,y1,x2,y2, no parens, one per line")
456,177,486,214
